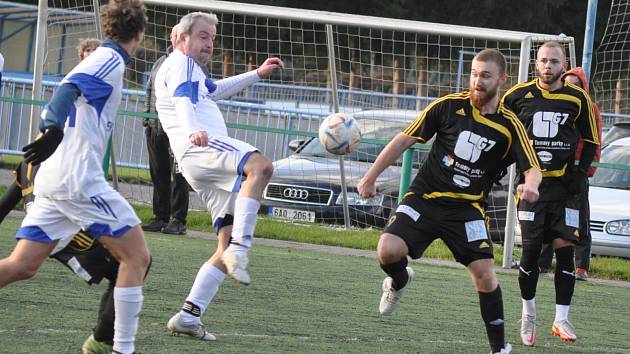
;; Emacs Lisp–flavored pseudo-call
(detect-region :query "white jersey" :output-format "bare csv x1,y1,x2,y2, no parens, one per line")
154,49,260,162
34,46,125,199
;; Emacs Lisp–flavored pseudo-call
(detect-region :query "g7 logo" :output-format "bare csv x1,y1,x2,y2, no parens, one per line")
532,111,569,138
454,131,496,163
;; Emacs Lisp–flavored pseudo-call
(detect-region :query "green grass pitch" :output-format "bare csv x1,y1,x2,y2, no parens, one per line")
0,216,629,353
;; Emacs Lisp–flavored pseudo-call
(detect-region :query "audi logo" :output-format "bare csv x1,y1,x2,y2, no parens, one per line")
283,188,309,200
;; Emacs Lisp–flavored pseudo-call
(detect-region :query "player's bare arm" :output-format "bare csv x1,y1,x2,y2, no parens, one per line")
358,132,416,198
256,57,284,78
517,167,542,203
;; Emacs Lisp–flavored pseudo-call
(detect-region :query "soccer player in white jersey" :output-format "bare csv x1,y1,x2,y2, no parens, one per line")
0,1,149,353
155,12,283,340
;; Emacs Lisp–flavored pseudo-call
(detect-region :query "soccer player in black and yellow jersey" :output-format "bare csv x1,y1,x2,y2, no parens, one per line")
358,49,542,354
502,41,599,346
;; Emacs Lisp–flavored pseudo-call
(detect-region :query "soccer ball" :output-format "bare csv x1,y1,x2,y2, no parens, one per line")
318,113,361,155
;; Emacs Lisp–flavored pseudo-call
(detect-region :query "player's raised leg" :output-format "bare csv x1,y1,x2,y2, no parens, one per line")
0,239,57,287
377,233,414,315
221,152,273,284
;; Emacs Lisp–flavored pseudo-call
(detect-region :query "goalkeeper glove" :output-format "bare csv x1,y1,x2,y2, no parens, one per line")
564,168,587,196
22,126,64,165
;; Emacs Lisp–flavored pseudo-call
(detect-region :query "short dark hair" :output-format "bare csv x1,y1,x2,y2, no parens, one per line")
100,0,147,43
474,48,506,75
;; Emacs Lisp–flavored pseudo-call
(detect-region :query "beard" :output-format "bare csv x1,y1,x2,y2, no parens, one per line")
470,85,498,109
539,71,562,85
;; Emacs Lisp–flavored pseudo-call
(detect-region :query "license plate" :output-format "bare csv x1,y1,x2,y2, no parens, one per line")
267,207,315,223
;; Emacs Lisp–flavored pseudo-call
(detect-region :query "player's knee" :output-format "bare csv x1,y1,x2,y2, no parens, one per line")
259,158,273,181
377,234,407,263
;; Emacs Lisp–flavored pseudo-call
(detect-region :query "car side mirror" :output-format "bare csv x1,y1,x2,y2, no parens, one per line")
288,139,306,152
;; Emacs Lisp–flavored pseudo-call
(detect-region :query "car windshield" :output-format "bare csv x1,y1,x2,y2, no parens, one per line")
298,120,428,165
590,144,630,189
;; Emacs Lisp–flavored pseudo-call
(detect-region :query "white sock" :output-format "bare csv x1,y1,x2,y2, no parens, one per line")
179,263,225,325
555,304,570,322
522,298,536,318
230,197,260,248
113,286,143,354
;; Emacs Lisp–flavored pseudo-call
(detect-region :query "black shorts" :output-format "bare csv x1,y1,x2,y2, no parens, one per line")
384,194,494,266
50,231,119,285
517,196,581,247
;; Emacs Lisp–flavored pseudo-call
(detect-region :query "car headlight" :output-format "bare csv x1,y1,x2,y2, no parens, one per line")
605,220,630,236
335,192,384,206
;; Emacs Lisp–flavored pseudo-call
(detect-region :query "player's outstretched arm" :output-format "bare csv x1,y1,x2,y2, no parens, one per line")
256,57,284,78
358,132,416,198
517,167,542,203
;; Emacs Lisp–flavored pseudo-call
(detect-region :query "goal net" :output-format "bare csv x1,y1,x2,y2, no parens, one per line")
36,0,573,236
592,0,630,126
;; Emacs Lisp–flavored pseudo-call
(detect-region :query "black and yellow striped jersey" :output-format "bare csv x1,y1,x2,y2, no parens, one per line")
502,79,598,176
12,161,39,206
502,79,599,200
403,92,539,204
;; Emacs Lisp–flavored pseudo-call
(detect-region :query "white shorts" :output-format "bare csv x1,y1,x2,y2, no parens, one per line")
179,136,256,231
17,189,141,251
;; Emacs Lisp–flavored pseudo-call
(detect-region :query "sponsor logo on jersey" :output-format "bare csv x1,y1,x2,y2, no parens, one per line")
524,92,535,99
537,150,553,162
532,111,570,138
518,211,535,221
454,131,496,163
456,108,466,116
442,154,455,167
396,204,420,221
452,174,471,188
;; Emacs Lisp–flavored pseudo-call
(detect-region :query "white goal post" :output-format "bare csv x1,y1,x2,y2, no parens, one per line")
31,0,576,268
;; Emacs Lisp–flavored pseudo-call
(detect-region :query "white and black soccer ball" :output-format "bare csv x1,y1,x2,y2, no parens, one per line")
318,112,361,155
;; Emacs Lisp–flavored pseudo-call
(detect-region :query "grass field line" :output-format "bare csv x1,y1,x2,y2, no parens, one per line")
182,229,630,289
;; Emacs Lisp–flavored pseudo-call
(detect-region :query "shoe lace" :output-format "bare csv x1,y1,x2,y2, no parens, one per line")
384,287,400,303
519,315,536,332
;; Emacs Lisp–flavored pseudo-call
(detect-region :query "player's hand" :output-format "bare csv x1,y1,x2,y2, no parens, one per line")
256,57,284,78
189,130,208,147
517,183,539,203
357,176,376,198
21,126,64,165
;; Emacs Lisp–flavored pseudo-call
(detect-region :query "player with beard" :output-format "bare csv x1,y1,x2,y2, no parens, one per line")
358,48,542,354
502,41,599,346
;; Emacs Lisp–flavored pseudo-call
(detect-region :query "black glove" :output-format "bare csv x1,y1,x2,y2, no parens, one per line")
564,168,587,196
21,126,64,165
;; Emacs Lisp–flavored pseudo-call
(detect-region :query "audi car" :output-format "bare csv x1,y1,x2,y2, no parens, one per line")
260,110,511,241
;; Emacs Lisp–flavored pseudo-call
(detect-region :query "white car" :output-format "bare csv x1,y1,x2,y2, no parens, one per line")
588,137,630,258
514,136,630,258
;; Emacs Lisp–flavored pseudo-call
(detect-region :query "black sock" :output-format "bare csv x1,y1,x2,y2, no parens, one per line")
380,257,408,290
93,281,115,344
554,246,576,305
479,286,505,353
518,243,542,300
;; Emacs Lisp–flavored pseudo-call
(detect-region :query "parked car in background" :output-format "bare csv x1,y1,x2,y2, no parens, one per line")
588,136,630,258
260,109,510,241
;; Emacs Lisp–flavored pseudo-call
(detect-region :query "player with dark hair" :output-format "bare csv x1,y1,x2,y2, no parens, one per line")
502,41,599,345
0,1,149,353
358,48,542,354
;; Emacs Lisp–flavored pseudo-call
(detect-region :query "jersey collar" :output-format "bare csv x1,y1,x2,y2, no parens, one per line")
101,38,130,65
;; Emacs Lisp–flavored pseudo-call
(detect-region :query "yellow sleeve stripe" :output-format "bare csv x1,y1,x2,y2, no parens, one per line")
500,80,536,104
501,107,540,169
566,83,599,145
403,93,468,136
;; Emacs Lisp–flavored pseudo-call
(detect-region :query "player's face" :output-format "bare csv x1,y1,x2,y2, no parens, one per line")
184,20,216,65
536,46,565,86
469,59,504,108
80,45,97,60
